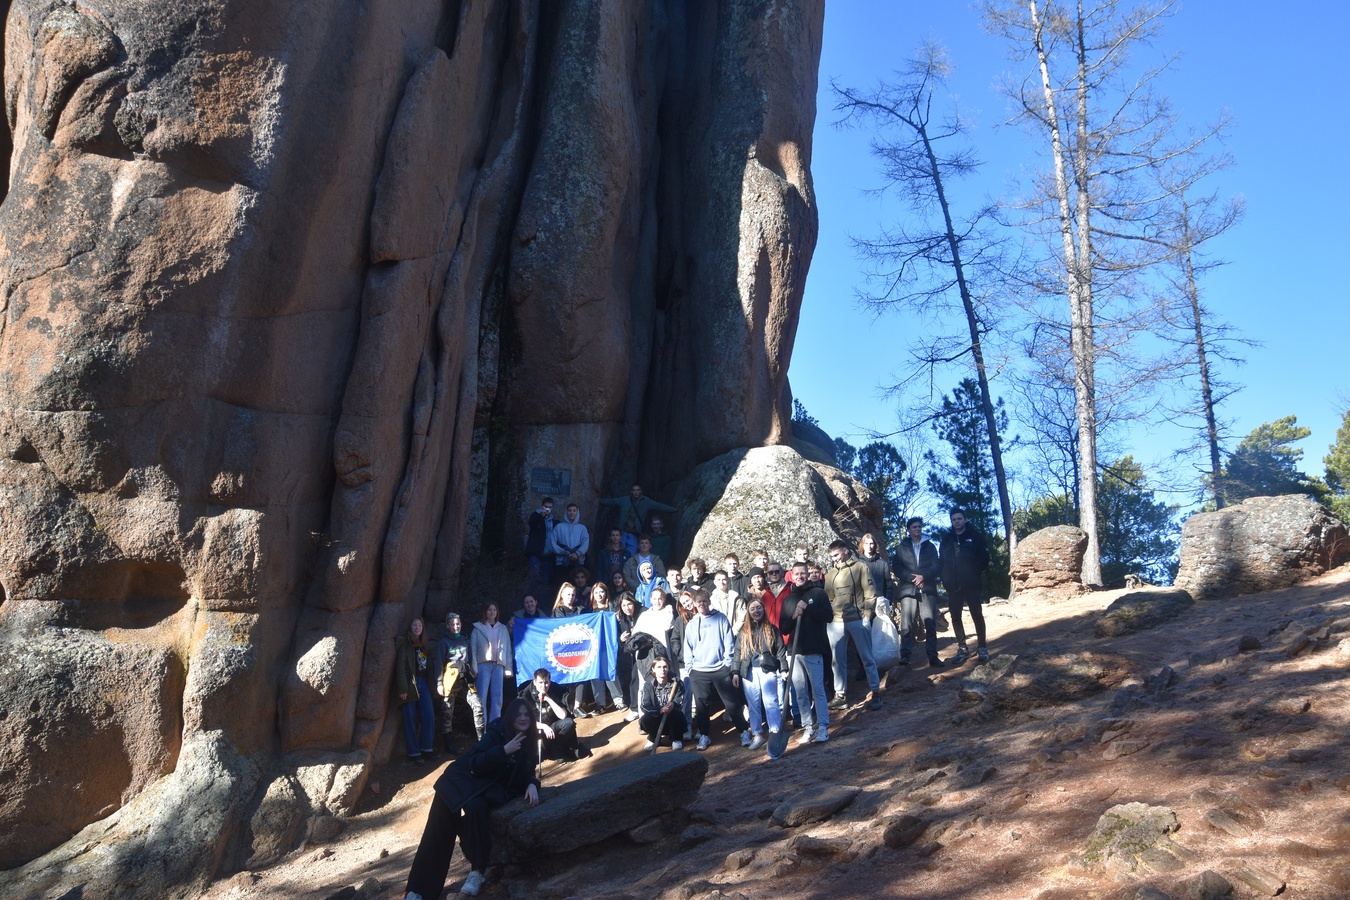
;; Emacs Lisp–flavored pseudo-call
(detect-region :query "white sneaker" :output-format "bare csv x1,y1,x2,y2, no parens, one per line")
749,734,765,750
405,894,424,900
462,870,486,896
623,710,639,723
815,725,829,743
797,728,815,745
672,740,684,750
643,740,655,751
696,734,711,751
740,730,752,747
684,729,693,741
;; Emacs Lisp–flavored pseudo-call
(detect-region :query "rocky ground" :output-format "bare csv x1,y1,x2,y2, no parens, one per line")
203,568,1350,900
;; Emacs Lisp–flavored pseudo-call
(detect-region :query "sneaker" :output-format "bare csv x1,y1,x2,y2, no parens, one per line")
462,870,486,896
623,710,639,723
573,707,590,719
615,701,629,711
828,694,847,710
948,647,969,665
797,727,815,745
644,740,656,751
978,647,991,662
896,657,912,667
741,730,753,747
749,734,765,750
867,692,883,711
684,730,693,741
696,734,711,751
405,893,424,900
927,655,945,669
672,740,684,750
814,725,829,743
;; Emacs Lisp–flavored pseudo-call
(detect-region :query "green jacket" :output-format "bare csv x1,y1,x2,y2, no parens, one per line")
824,557,877,623
394,637,430,704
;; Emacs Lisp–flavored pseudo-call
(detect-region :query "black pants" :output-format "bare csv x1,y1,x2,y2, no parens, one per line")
617,653,635,706
540,716,578,759
947,589,987,647
690,668,748,736
639,708,688,743
405,794,492,899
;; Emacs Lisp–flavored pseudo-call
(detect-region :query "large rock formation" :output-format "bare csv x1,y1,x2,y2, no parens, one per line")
1010,525,1089,597
0,0,823,893
1174,496,1350,600
676,445,884,566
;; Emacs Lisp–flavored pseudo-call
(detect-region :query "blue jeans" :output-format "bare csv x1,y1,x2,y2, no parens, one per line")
827,618,880,694
743,667,783,735
475,664,505,726
789,653,829,729
402,676,435,756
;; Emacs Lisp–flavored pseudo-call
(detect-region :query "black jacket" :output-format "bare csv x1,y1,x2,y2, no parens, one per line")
733,622,788,679
893,539,940,599
639,676,685,718
432,717,539,811
940,527,990,597
779,583,833,657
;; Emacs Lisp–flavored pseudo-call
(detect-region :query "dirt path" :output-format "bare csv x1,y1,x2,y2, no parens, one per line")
204,569,1350,900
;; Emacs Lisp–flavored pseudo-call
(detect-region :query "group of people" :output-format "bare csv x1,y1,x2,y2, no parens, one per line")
399,506,994,899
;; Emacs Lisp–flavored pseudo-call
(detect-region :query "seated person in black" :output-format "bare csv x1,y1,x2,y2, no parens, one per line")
518,668,590,761
638,655,687,751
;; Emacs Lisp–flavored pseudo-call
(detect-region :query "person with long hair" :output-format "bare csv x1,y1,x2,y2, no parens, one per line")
616,592,641,720
639,656,686,751
396,617,437,761
470,602,513,732
735,597,787,750
588,582,625,712
402,698,541,899
550,582,590,717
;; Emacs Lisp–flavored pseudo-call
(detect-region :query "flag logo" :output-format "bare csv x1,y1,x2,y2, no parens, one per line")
545,622,598,673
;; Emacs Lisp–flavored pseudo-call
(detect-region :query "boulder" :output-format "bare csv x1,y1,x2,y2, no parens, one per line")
981,650,1133,713
1174,495,1350,599
1095,588,1194,638
491,751,708,862
1080,802,1179,876
771,784,860,827
1011,526,1089,596
675,446,883,565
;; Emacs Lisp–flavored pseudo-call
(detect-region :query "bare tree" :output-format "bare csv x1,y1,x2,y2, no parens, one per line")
1152,150,1249,507
834,42,1018,557
983,0,1210,584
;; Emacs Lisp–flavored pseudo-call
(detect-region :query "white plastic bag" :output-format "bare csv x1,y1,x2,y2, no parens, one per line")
870,597,900,670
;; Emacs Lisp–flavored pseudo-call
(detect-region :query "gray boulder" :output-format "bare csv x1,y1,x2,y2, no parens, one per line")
1095,589,1194,638
1080,802,1179,876
675,445,883,565
1175,495,1349,599
491,751,707,862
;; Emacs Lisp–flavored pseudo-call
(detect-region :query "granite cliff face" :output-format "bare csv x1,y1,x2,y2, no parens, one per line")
0,0,822,892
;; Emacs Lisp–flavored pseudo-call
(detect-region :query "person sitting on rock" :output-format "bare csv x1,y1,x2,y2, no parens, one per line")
599,483,675,554
623,534,665,592
519,669,589,761
735,597,787,750
402,698,540,900
682,590,751,751
709,569,747,635
639,656,686,751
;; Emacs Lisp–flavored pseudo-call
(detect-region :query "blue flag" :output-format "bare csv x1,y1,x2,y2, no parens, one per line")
513,612,618,685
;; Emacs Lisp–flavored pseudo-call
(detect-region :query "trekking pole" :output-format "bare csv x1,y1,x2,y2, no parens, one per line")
650,680,676,756
536,689,545,781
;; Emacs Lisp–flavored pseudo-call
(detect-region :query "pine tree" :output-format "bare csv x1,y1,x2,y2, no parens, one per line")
1324,408,1350,523
1223,416,1329,503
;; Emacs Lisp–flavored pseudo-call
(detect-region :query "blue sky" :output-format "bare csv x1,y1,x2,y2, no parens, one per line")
790,1,1350,507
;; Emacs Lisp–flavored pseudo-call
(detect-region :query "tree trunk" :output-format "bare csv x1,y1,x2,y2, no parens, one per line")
1178,191,1224,508
1029,0,1102,585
